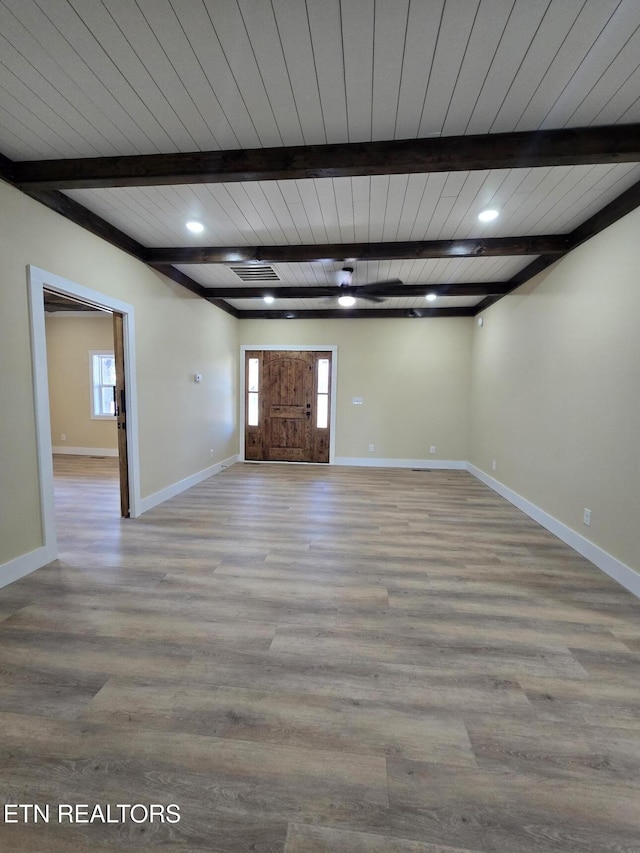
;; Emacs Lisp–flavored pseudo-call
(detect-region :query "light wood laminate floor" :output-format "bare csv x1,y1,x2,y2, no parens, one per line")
1,456,639,852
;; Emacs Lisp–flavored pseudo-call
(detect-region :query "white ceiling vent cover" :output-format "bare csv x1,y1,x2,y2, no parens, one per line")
229,265,280,281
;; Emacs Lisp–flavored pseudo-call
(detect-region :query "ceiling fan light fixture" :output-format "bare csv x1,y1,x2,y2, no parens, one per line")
338,294,356,307
339,266,354,286
478,208,499,222
186,220,204,233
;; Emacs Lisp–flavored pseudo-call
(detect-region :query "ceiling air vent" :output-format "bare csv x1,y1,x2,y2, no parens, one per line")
229,265,280,282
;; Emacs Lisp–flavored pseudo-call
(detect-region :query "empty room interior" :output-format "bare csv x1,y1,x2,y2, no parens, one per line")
1,2,640,851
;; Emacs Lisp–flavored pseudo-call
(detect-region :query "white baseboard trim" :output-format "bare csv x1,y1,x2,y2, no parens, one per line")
52,446,118,457
335,457,466,470
139,455,239,515
467,463,640,599
0,545,55,590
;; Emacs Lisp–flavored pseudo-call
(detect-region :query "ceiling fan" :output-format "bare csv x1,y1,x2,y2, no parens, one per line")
335,267,403,306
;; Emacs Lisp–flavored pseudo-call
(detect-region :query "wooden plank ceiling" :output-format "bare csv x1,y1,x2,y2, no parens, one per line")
1,0,640,319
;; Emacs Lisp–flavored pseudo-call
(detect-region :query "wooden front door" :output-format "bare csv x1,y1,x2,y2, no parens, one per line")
245,351,331,463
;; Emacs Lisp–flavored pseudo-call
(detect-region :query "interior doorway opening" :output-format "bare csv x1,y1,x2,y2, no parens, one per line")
43,290,130,518
28,266,141,567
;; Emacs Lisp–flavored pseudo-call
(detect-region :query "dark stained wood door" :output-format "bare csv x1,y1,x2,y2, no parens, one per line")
112,312,130,517
245,350,331,463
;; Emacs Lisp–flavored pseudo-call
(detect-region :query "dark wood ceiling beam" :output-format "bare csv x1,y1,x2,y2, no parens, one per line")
24,188,223,310
152,264,238,316
474,176,640,315
568,176,640,249
203,282,512,299
23,187,147,259
146,236,567,266
234,307,476,319
13,124,640,190
0,151,15,182
150,264,205,297
474,255,560,314
1,151,225,311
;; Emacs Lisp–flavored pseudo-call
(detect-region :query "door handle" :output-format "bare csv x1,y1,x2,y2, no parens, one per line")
306,410,311,418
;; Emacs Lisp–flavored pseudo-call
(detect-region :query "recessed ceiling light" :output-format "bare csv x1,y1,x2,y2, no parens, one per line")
186,221,204,233
263,295,274,304
338,294,356,307
478,209,499,223
425,293,437,302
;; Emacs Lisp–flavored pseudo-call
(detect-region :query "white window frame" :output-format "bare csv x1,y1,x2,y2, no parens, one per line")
90,350,116,420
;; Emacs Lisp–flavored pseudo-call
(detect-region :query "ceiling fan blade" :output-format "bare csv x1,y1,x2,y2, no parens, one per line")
357,278,403,294
358,292,387,303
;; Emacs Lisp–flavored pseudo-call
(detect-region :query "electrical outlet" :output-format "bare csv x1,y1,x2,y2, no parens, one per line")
368,444,374,452
583,508,591,526
61,434,66,441
210,450,215,459
429,446,436,455
491,459,496,471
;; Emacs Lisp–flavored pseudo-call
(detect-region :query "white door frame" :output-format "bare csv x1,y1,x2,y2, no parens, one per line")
28,266,142,564
240,345,338,464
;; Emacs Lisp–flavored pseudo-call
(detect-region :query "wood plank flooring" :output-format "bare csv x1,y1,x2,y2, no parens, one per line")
1,455,639,852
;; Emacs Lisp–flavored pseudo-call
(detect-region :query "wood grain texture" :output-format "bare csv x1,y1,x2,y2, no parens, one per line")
0,456,639,852
387,758,640,853
112,311,129,517
145,236,568,266
14,125,640,190
284,823,482,852
204,283,513,299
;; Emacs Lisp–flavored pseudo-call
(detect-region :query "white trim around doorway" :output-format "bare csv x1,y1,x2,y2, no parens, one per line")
240,345,338,464
27,266,142,569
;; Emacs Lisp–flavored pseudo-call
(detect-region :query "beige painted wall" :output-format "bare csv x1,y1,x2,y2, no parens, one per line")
470,207,640,572
4,171,638,579
239,318,473,461
0,179,238,567
45,314,117,450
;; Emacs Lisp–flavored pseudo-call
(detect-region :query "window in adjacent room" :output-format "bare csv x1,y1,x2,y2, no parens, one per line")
90,351,116,418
